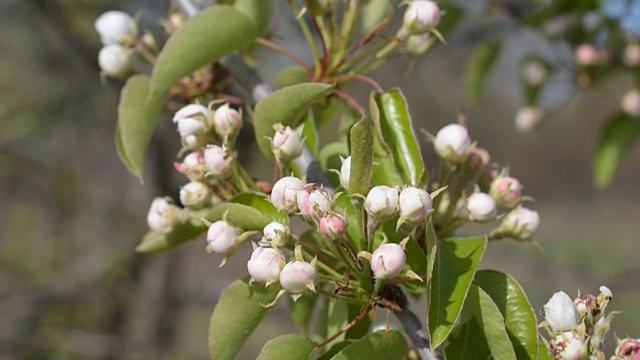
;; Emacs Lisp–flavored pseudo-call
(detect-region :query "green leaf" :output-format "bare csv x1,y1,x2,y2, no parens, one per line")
467,284,517,359
402,235,428,293
288,292,318,335
475,270,539,360
538,342,553,360
348,116,374,196
369,89,427,187
445,317,490,360
233,0,272,36
334,192,363,251
359,0,390,35
428,236,487,348
371,138,403,187
229,192,289,224
327,299,349,345
149,6,257,97
135,202,271,253
318,341,353,360
209,278,281,360
464,43,501,104
593,113,640,188
116,75,163,182
253,83,334,160
345,305,372,340
302,113,320,156
275,66,312,89
256,334,315,360
330,330,407,360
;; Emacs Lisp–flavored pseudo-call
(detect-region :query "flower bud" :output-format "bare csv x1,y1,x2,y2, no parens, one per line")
98,44,131,78
179,181,210,209
297,188,333,218
272,124,303,162
544,291,580,332
573,293,598,325
549,331,586,360
365,186,399,221
279,260,317,295
271,176,306,214
621,89,640,117
624,43,640,67
434,124,472,163
515,106,544,133
575,44,599,66
406,34,431,56
500,206,540,240
173,104,210,124
465,147,491,174
206,220,239,255
203,145,233,178
399,187,432,225
489,176,523,207
212,103,242,137
318,213,347,239
174,151,206,181
466,193,497,223
339,156,351,189
263,221,289,247
403,0,441,35
146,197,180,233
94,11,137,45
521,61,548,86
615,338,640,360
247,246,284,286
371,243,406,279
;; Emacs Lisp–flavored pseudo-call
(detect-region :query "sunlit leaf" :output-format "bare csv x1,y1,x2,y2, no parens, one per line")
330,330,407,360
256,334,315,360
348,116,374,196
445,317,490,360
467,284,517,359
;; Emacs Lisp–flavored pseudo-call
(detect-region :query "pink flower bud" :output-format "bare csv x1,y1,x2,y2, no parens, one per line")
174,151,206,180
434,124,472,163
206,220,239,255
403,0,441,35
544,291,580,332
247,246,283,286
575,44,599,66
615,338,640,359
465,147,491,173
179,181,210,209
340,156,351,189
466,193,497,223
371,243,406,279
203,145,232,178
212,103,242,137
399,187,432,225
549,331,586,359
272,124,303,162
622,89,640,117
515,106,544,133
521,61,548,86
489,176,523,207
318,213,347,239
271,176,305,214
263,222,289,247
98,45,131,78
279,260,317,295
297,188,333,218
146,197,180,233
624,43,640,67
94,11,137,46
501,206,540,240
365,186,399,221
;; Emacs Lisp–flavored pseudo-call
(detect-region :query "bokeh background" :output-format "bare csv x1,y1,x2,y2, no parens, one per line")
1,0,639,359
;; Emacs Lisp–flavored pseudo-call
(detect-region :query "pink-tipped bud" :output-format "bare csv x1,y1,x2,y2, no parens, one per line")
271,176,306,214
549,331,586,359
174,151,206,180
272,124,303,162
212,103,242,137
94,11,137,46
403,0,441,35
515,106,544,133
465,147,491,173
434,124,472,163
297,188,333,218
371,243,406,279
203,145,232,178
206,220,239,255
279,261,317,295
521,61,548,86
247,246,283,286
466,193,497,223
500,206,540,240
615,338,640,359
575,44,599,66
365,186,399,221
624,43,640,67
489,176,523,207
399,187,432,225
544,291,580,332
318,213,347,239
340,156,351,189
179,181,210,209
263,222,289,247
146,197,180,233
98,44,131,78
622,89,640,117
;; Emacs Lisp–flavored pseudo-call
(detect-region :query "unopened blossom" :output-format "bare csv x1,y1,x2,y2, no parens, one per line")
179,181,210,209
549,331,586,360
173,104,210,124
490,176,523,207
279,260,317,296
247,246,284,286
146,197,180,233
318,213,347,239
98,44,131,78
465,147,491,173
212,103,242,137
271,124,303,162
203,145,232,178
403,0,441,34
297,188,333,218
434,124,472,163
515,106,544,133
206,220,239,255
544,291,580,332
263,222,289,247
365,186,399,221
174,152,206,181
615,338,640,360
500,206,540,240
270,176,305,214
466,193,497,223
94,11,137,45
371,243,406,279
622,89,640,116
339,156,351,189
398,187,432,225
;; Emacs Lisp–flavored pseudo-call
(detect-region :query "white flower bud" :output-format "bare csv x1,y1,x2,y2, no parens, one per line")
399,187,432,225
466,193,497,223
544,291,580,332
177,117,206,139
500,206,539,240
271,176,306,214
599,285,613,299
146,197,180,233
365,186,399,221
434,124,472,163
403,0,441,35
623,43,640,67
489,176,523,207
206,220,239,255
297,188,333,218
621,89,640,116
515,106,544,133
179,181,210,209
279,260,317,295
247,246,284,286
98,44,131,78
174,152,206,181
521,61,548,86
339,156,351,189
549,331,586,360
318,213,347,239
94,11,137,45
203,145,232,178
406,34,431,56
212,103,242,137
575,44,599,66
272,124,303,162
615,338,640,359
371,243,406,279
173,104,210,123
263,222,289,247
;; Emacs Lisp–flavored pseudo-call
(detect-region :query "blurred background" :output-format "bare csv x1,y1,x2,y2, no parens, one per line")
1,0,639,359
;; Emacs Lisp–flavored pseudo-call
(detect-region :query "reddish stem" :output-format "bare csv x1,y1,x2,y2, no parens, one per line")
315,304,374,348
334,89,365,116
338,73,384,93
255,38,313,74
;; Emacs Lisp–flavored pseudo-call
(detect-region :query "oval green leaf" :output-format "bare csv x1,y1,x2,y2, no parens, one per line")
330,330,407,360
467,284,517,359
275,66,312,89
209,278,281,360
372,138,403,187
369,89,427,187
445,317,490,360
256,334,315,360
233,0,272,36
348,116,374,196
464,42,501,104
594,113,640,188
253,83,334,159
149,6,257,97
230,192,289,224
428,236,487,348
288,292,319,335
475,269,539,360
